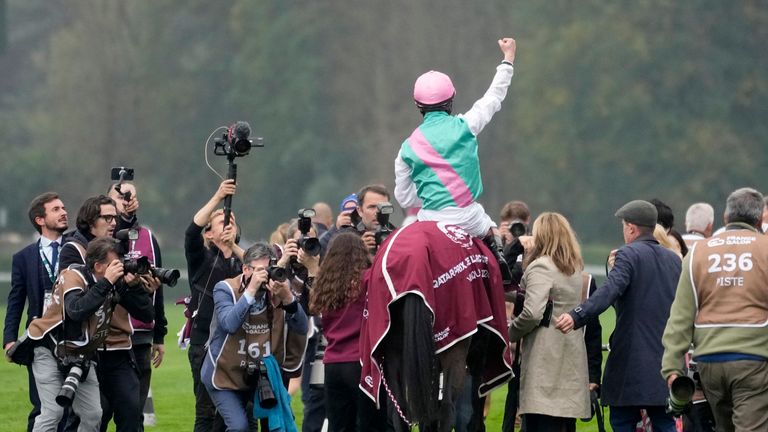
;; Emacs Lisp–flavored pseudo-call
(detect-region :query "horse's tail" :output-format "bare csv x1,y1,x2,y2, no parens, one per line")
384,293,440,426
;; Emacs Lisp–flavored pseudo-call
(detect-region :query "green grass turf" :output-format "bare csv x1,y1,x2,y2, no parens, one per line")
1,302,616,431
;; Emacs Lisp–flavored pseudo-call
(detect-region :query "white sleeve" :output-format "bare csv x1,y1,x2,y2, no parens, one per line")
394,152,423,209
458,63,514,136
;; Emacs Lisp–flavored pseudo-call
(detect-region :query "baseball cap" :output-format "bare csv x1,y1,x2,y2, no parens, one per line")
339,194,358,213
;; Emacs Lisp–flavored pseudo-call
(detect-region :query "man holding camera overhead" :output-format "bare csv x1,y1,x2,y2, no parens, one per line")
185,179,244,431
19,237,153,431
107,181,168,429
201,242,308,431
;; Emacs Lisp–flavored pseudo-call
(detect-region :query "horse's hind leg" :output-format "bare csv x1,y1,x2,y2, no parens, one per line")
431,338,471,432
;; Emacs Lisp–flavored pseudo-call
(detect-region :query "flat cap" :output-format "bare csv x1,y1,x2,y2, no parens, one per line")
615,200,658,228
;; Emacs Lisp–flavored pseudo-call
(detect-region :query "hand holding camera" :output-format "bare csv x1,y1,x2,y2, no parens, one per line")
336,211,353,230
265,278,293,307
123,195,139,216
105,259,125,285
219,223,237,247
297,248,319,277
139,274,162,294
245,267,269,298
361,231,377,253
277,239,299,268
215,179,237,202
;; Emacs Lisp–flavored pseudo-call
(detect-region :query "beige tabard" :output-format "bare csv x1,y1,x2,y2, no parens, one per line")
27,266,116,353
211,276,308,391
690,229,768,327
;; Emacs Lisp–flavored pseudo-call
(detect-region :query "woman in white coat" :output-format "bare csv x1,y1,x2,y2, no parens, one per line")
508,212,591,432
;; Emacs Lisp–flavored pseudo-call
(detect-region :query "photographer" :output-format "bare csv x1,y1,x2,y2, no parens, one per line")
319,185,395,257
21,237,151,431
92,237,155,432
185,179,244,431
58,195,118,271
279,217,322,432
107,181,168,429
201,243,308,432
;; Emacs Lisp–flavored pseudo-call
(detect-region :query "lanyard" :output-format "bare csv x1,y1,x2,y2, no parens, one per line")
38,240,58,284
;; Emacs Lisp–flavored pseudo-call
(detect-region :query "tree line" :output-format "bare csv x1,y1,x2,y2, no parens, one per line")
1,0,766,247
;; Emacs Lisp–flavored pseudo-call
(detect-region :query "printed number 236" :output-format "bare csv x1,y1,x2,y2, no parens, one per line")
707,253,753,273
237,340,271,358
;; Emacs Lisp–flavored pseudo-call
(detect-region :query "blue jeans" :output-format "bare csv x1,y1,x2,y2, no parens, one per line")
201,358,254,432
609,406,676,432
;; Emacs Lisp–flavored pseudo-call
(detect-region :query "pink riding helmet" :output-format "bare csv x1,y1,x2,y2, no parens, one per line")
413,71,455,105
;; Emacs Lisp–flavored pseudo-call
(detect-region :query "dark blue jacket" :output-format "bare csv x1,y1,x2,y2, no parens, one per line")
4,241,56,345
570,234,681,406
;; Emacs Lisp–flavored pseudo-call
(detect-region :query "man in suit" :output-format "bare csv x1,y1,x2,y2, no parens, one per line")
555,200,682,432
4,192,69,432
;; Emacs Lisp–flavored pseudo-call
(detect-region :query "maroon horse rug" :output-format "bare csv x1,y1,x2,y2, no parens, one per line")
359,221,513,411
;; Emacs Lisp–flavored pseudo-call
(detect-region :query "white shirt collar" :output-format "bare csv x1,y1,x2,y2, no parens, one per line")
39,235,63,248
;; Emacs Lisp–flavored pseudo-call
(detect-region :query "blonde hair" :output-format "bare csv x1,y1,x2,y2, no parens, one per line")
524,212,583,276
203,209,225,249
269,222,290,246
653,224,680,255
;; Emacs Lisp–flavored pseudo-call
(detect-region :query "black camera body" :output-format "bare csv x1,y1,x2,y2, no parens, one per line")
214,121,263,159
244,360,277,408
266,256,288,283
115,229,181,286
123,255,151,275
296,208,321,257
374,202,395,247
110,167,134,201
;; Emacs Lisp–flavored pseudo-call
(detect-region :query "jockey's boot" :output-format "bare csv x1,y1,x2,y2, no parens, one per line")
483,233,513,286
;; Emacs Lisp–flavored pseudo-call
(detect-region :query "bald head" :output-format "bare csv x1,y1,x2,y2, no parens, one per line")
312,202,333,229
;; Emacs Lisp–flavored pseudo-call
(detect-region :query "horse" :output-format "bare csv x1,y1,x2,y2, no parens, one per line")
359,221,513,432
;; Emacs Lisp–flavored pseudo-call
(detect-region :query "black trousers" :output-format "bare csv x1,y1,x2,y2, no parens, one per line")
132,344,152,431
324,362,389,432
523,414,575,432
188,343,226,432
96,350,141,432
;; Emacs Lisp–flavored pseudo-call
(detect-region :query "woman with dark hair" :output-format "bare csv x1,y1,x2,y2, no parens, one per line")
309,232,387,431
508,212,591,432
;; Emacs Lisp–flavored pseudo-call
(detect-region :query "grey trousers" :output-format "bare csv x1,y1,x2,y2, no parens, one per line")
32,346,102,432
699,359,768,432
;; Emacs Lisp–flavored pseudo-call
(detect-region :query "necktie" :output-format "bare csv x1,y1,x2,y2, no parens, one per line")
50,241,59,267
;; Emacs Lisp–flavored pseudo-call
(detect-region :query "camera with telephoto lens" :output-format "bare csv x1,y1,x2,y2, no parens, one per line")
666,375,695,415
309,334,327,388
507,219,527,238
115,229,181,286
151,267,181,287
374,202,395,247
245,360,277,408
296,208,321,256
55,354,89,407
214,121,263,158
